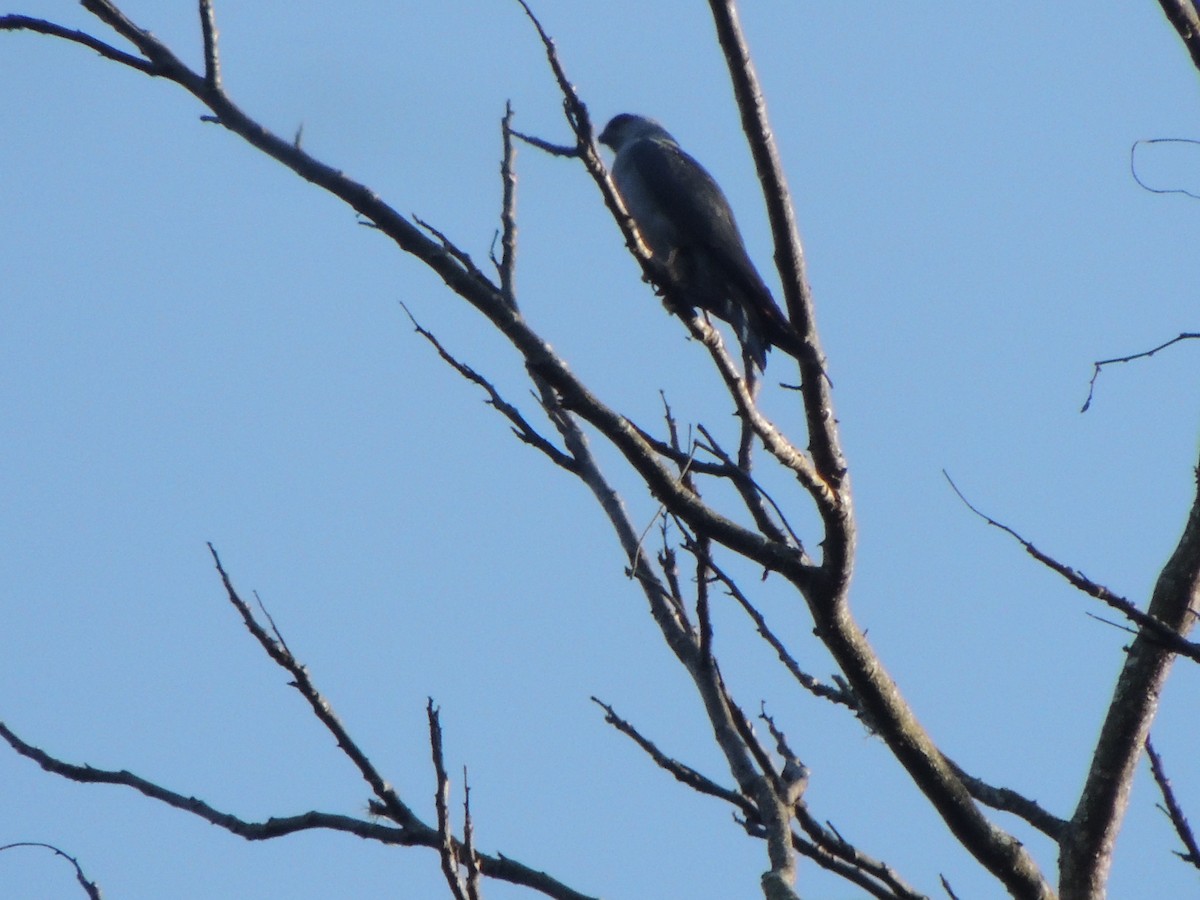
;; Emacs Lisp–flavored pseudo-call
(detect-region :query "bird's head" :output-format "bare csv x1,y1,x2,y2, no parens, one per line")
598,114,677,153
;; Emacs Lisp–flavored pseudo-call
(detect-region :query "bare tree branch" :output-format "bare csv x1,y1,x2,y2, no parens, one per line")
400,304,578,472
696,424,806,550
592,699,924,900
208,544,424,830
682,313,838,515
1081,331,1200,412
0,15,154,72
591,697,754,813
708,558,852,708
7,4,1196,898
1145,736,1200,870
1060,453,1200,896
1156,0,1200,74
758,708,809,808
197,0,220,90
704,1,844,492
462,772,483,900
510,129,579,158
1,718,594,900
944,759,1067,841
789,809,929,900
0,843,103,900
0,719,416,843
430,701,470,900
209,546,596,898
945,472,1200,662
497,102,519,306
699,5,1052,896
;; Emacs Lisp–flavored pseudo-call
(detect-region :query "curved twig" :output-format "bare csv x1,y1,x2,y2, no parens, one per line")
1082,331,1200,412
0,842,103,900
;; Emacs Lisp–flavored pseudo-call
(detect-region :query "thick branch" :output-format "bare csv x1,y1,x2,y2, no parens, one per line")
704,1,847,502
1156,0,1200,74
1059,458,1200,899
699,6,1054,895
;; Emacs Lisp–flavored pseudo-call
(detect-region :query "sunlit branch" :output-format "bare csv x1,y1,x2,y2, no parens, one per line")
497,103,519,306
1156,0,1200,74
430,702,471,900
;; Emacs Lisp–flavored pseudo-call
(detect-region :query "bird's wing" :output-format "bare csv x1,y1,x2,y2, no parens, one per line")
618,138,794,347
618,138,749,261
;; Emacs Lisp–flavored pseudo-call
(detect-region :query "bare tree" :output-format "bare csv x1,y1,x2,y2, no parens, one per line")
2,3,1198,899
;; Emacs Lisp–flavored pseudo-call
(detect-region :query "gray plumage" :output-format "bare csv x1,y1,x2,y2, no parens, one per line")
598,113,796,371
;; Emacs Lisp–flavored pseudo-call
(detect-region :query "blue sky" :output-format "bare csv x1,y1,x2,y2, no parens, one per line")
3,2,1200,898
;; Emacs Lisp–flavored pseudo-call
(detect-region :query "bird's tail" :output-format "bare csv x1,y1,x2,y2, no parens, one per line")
728,304,769,372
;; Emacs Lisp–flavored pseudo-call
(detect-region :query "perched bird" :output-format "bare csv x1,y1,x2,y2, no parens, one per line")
598,113,797,371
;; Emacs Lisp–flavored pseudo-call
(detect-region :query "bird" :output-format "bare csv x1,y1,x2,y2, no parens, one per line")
598,113,798,372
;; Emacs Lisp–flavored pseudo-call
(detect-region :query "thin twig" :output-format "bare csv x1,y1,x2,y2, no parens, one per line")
252,589,293,657
0,15,154,72
709,558,854,708
429,701,469,900
1146,735,1200,869
695,533,714,660
510,129,578,158
0,843,103,900
1082,331,1200,412
1129,139,1200,199
207,545,424,829
759,707,809,807
590,697,754,814
400,303,577,472
513,1,593,142
413,215,489,282
462,770,482,900
685,314,837,517
788,807,928,900
696,423,804,550
944,473,1200,662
